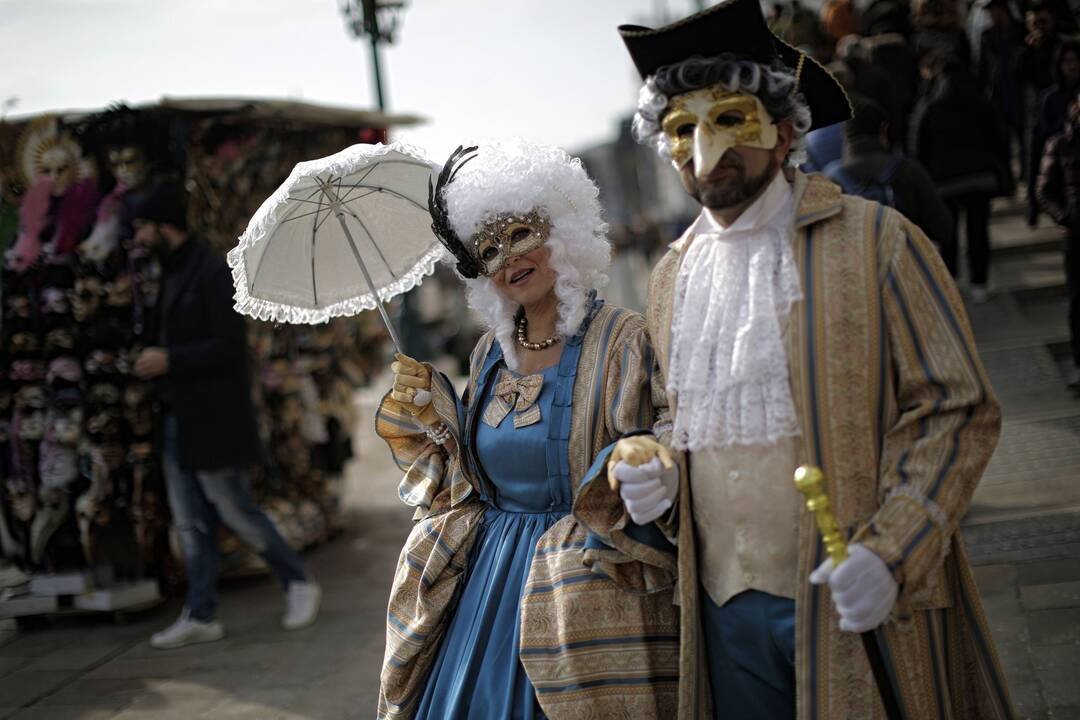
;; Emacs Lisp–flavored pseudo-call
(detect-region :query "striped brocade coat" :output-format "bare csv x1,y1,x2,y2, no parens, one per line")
374,297,681,720
637,171,1016,718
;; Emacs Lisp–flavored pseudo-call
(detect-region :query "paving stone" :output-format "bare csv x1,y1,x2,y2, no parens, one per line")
1010,676,1050,720
0,656,31,680
0,669,78,708
1021,582,1080,611
1019,558,1080,587
1028,607,1080,646
982,416,1080,485
974,563,1020,596
9,705,125,720
23,642,126,672
1048,706,1080,720
1035,644,1080,708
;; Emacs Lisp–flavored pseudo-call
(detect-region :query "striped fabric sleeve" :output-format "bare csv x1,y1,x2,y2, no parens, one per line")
574,321,678,593
858,215,1002,598
374,369,465,515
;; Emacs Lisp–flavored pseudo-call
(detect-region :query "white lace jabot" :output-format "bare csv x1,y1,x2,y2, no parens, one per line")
667,173,802,452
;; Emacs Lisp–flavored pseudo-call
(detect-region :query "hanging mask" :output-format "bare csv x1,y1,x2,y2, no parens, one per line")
16,385,48,409
86,409,122,438
87,382,122,406
662,87,779,179
70,276,103,321
41,288,71,316
107,146,149,189
10,360,45,382
53,407,83,444
19,410,46,440
104,275,133,308
47,356,82,385
10,332,40,356
45,328,76,353
6,296,33,319
84,349,117,376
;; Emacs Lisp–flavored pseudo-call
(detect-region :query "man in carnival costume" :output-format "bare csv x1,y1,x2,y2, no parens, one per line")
579,1,1016,717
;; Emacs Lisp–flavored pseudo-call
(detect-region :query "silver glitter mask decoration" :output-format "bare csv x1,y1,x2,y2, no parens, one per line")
472,210,551,277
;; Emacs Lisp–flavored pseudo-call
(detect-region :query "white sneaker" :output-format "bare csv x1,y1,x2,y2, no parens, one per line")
283,580,321,631
970,284,991,304
150,611,224,649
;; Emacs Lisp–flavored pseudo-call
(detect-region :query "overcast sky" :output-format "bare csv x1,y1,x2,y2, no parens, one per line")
0,0,713,159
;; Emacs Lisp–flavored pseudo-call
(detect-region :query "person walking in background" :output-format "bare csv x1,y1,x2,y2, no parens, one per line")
825,95,954,252
1038,41,1080,157
978,0,1027,182
1020,1,1064,225
912,48,1013,302
129,182,321,649
1037,96,1080,390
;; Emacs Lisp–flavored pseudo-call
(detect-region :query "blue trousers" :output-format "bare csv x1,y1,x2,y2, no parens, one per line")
163,417,308,621
702,589,797,720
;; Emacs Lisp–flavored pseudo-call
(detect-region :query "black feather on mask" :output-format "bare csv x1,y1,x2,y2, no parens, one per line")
428,145,481,279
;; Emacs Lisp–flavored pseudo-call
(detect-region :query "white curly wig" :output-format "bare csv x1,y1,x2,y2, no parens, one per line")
441,139,610,371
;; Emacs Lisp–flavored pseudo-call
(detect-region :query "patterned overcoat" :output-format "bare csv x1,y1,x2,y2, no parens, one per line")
374,298,681,720
581,171,1017,718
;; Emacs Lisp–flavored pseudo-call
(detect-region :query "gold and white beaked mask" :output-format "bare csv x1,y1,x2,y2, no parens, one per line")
471,209,551,277
662,87,778,179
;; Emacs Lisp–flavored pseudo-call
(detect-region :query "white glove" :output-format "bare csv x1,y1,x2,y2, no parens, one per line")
613,456,678,525
810,543,898,633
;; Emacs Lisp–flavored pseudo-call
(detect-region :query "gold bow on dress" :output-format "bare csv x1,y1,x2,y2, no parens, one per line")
482,370,545,429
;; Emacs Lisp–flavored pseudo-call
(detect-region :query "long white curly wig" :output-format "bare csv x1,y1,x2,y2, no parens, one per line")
442,139,610,371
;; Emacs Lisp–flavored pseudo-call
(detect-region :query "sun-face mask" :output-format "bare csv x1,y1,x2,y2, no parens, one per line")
662,87,779,179
470,210,552,277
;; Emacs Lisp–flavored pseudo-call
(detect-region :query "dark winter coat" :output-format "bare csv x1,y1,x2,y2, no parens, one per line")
910,70,1014,198
157,237,262,471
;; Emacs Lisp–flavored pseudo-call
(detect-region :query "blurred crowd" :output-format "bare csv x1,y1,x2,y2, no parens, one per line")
601,0,1080,387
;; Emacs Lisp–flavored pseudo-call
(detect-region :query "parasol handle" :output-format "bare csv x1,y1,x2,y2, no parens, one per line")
333,210,403,355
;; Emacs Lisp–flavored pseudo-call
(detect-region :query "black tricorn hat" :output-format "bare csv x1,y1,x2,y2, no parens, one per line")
619,0,852,130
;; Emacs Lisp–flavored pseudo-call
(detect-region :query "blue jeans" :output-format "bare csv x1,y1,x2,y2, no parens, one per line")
163,416,308,621
702,589,796,720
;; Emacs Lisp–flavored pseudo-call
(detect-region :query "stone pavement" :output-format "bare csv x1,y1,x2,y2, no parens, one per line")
958,202,1080,720
0,200,1078,719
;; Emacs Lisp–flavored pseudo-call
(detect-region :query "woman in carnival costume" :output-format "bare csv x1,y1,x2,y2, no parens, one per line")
374,139,679,719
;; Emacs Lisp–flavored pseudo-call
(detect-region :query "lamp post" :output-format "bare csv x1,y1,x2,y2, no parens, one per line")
339,0,407,111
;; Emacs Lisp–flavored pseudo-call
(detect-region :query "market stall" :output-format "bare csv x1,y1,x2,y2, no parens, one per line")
0,97,419,615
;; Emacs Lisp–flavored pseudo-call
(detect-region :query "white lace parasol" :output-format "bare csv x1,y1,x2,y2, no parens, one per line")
227,142,443,349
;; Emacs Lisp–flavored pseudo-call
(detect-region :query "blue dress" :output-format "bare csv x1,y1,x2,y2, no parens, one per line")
415,362,564,719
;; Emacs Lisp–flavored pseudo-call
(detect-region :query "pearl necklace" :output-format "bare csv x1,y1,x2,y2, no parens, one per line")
516,315,561,351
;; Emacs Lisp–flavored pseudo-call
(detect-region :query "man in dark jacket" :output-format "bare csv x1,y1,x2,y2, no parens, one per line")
131,182,320,649
911,50,1013,301
1037,96,1080,389
1020,1,1064,224
978,0,1026,181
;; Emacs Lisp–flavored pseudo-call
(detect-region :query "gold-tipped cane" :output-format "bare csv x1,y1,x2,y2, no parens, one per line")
795,466,904,720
